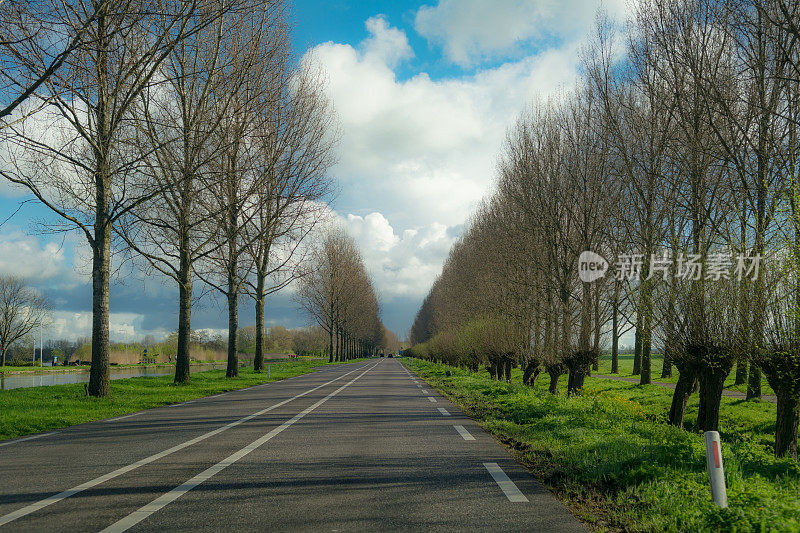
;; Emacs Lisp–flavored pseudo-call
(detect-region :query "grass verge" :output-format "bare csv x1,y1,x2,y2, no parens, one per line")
598,353,775,397
0,358,365,441
406,358,800,532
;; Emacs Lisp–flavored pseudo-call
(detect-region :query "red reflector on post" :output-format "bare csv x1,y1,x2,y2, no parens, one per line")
712,441,720,468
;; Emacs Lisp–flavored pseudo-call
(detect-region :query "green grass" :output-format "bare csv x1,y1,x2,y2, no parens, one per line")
406,358,800,532
597,353,775,397
0,366,48,373
0,358,364,441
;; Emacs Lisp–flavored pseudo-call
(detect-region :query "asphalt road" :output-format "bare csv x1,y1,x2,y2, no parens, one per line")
0,359,585,532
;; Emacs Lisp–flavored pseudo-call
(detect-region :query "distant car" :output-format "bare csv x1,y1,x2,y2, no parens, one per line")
388,353,393,358
380,353,384,357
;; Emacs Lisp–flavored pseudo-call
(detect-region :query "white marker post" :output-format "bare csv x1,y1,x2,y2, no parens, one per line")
704,431,728,508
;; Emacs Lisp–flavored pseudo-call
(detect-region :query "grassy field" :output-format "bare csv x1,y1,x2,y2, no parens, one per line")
597,353,775,397
0,358,364,441
406,358,799,532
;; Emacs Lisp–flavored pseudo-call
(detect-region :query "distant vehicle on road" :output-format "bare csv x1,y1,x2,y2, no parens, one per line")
388,353,393,358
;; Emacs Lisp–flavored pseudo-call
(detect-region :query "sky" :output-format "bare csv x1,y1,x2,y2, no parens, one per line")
0,0,633,344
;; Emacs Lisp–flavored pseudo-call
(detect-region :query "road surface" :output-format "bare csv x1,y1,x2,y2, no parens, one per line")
0,359,585,532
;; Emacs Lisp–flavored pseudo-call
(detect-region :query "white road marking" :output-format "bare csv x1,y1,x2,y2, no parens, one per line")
483,463,529,502
0,432,58,448
453,425,475,441
101,363,377,533
416,384,422,388
0,364,369,528
427,396,437,403
421,389,428,394
437,407,450,416
104,413,143,423
168,400,196,408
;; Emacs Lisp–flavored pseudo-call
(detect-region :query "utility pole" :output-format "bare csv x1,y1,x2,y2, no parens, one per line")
40,323,43,366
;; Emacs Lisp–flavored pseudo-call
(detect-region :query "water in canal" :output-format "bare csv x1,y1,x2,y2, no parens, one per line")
0,365,215,391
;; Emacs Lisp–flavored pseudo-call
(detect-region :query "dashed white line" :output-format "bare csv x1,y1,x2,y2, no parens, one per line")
483,463,529,502
421,389,428,394
427,396,437,403
0,364,369,528
437,407,450,416
0,432,59,447
453,425,475,441
101,363,377,533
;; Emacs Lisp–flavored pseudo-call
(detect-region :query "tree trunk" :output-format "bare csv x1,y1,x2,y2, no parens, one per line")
522,360,539,385
87,7,111,398
88,215,111,397
668,367,697,427
611,294,619,374
592,284,600,371
547,365,561,394
775,394,799,459
633,314,642,375
254,294,265,372
747,360,762,400
734,360,748,385
174,256,192,384
226,289,238,377
504,358,512,382
661,347,672,378
697,367,728,432
640,279,653,385
328,326,333,363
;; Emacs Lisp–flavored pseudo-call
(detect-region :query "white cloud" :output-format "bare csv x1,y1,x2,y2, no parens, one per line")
45,310,181,343
304,14,598,328
0,228,68,282
362,15,414,68
309,21,582,234
345,212,458,298
414,0,632,67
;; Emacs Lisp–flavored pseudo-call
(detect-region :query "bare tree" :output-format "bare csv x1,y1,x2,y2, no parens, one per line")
1,0,227,396
118,4,255,383
196,5,290,378
0,0,105,124
243,59,337,372
0,276,50,366
297,227,384,362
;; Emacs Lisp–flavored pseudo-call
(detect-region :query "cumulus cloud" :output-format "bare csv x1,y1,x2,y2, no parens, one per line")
304,12,609,333
362,15,414,67
414,0,632,67
0,228,68,283
345,212,458,298
309,18,582,233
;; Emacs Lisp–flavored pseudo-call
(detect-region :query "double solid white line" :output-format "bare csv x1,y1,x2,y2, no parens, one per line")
101,363,376,533
0,363,370,528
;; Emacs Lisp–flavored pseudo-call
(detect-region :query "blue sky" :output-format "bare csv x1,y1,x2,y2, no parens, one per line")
0,0,632,343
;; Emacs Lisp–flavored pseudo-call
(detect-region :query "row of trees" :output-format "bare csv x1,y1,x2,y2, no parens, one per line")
297,228,386,361
409,0,800,458
1,1,339,392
